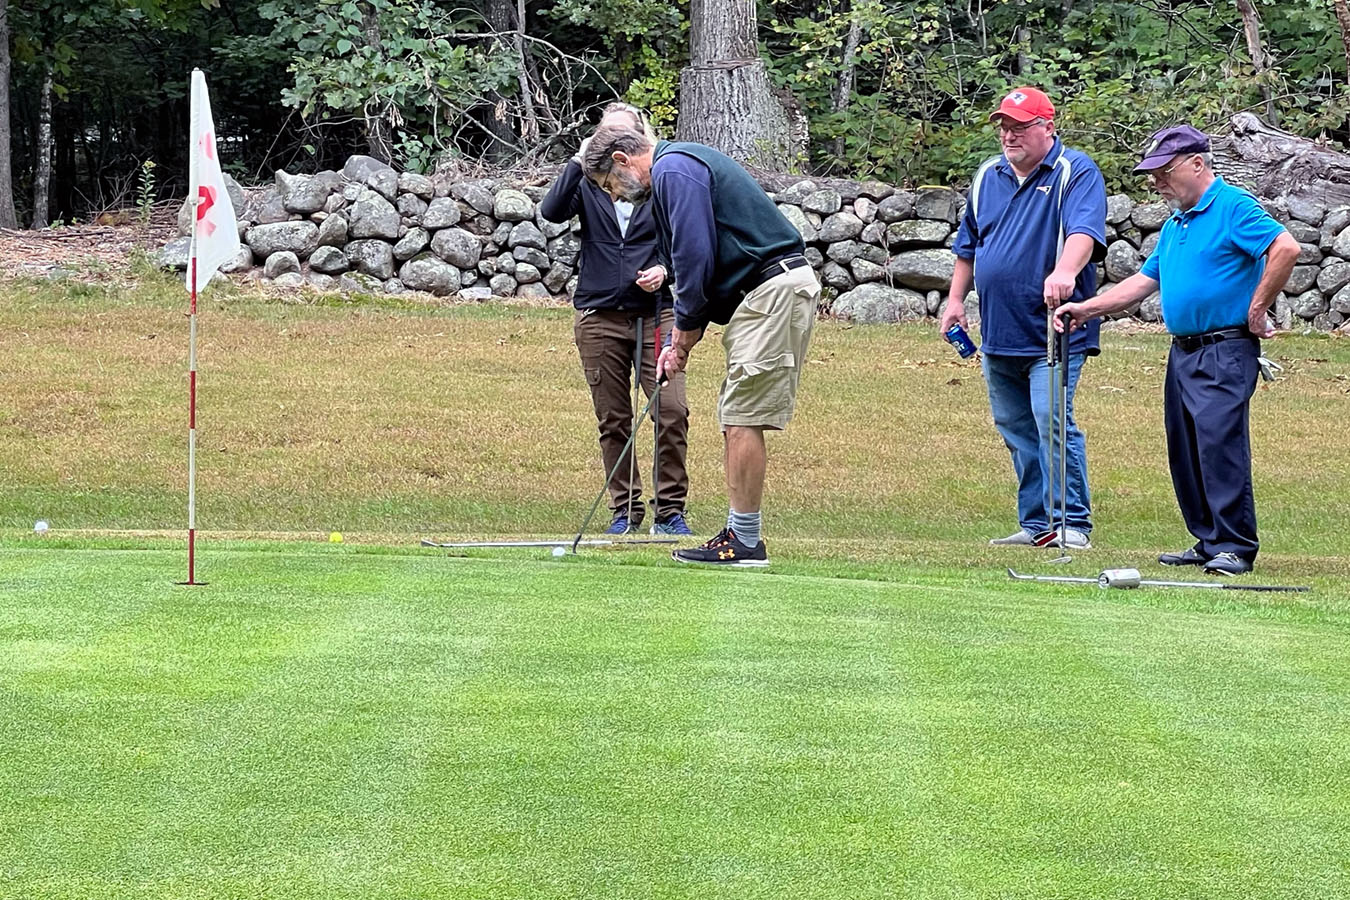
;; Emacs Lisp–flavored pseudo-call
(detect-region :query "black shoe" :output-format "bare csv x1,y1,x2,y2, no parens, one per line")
1203,552,1253,576
1159,546,1206,567
672,528,768,568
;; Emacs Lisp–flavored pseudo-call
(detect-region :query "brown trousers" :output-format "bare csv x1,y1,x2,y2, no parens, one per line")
574,307,690,522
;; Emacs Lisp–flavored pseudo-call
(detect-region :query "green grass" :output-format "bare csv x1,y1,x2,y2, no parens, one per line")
3,272,1350,897
3,545,1348,899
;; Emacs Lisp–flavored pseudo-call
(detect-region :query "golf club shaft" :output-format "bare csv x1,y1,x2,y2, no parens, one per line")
1045,313,1054,528
651,316,660,530
628,316,642,527
1007,568,1095,585
1139,578,1309,592
422,538,676,548
1009,568,1308,592
1058,312,1070,547
573,376,666,552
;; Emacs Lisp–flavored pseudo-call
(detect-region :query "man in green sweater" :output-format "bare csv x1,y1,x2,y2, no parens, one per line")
582,121,820,568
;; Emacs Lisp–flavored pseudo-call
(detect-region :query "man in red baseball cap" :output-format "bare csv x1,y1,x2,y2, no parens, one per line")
986,87,1057,176
941,86,1108,550
989,86,1056,123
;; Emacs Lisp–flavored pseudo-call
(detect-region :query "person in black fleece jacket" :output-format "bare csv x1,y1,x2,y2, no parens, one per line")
538,104,692,535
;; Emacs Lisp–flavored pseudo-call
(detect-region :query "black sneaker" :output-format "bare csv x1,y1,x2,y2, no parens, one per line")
1159,546,1206,567
1203,552,1253,576
672,528,768,568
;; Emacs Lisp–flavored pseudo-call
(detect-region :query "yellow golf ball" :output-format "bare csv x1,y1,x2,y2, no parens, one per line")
329,531,343,543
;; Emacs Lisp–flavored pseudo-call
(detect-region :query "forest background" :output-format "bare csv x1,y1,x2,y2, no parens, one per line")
3,0,1350,229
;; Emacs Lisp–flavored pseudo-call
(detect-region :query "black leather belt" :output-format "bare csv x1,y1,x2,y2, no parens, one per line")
1172,327,1252,352
745,255,810,294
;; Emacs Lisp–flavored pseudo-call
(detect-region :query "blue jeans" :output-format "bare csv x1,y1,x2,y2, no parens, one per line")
982,352,1092,534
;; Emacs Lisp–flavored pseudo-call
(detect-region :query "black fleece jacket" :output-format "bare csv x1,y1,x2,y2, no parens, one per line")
538,159,671,313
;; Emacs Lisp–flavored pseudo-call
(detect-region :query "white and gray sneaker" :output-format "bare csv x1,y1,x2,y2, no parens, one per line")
1045,529,1091,550
989,528,1036,546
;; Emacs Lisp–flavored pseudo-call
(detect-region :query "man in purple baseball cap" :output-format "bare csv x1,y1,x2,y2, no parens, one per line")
1133,124,1211,176
1055,124,1301,576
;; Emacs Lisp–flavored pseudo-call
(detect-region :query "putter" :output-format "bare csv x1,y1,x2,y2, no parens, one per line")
421,538,676,549
1039,311,1055,543
650,316,662,534
1055,312,1071,560
1032,311,1069,561
627,316,643,531
1007,567,1309,593
572,375,667,553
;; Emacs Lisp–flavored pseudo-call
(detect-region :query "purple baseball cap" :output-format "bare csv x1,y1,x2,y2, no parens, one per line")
1134,125,1211,172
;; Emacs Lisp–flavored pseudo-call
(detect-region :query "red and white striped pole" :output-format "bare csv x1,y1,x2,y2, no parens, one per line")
186,247,200,585
181,69,237,585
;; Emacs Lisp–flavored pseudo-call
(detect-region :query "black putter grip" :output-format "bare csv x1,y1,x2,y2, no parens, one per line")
1058,312,1072,374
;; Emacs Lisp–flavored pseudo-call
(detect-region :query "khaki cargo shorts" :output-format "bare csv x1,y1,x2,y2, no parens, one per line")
717,263,820,430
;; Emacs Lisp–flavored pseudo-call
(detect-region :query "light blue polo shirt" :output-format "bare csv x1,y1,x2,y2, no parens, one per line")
1140,177,1287,336
953,137,1108,356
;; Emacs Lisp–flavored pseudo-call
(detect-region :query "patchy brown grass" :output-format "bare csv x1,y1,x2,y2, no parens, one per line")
3,267,1348,584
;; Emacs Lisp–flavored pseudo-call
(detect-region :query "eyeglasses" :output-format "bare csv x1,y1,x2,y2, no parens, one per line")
1147,154,1198,183
997,118,1048,136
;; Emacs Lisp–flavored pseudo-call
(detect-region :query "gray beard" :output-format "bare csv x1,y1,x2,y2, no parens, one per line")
621,185,651,204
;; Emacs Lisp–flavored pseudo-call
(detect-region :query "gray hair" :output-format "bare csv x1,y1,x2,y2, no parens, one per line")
581,120,652,179
601,102,657,142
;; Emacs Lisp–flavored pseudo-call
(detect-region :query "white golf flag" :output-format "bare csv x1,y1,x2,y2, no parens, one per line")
186,69,240,292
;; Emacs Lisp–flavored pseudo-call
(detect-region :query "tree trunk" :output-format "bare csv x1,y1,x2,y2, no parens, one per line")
677,0,804,170
358,2,392,162
0,0,17,229
1211,112,1350,209
512,0,538,143
31,64,53,229
1334,0,1350,87
831,10,862,159
1014,0,1030,76
483,0,517,161
1234,0,1277,125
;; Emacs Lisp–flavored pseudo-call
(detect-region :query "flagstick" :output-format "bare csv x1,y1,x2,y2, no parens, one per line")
179,68,235,586
186,244,200,585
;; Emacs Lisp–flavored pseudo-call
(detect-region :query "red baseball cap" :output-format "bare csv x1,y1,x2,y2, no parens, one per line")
989,87,1055,123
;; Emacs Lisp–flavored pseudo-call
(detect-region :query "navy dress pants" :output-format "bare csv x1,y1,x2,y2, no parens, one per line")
1163,334,1261,562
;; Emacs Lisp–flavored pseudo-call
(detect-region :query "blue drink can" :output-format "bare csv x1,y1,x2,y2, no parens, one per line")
945,323,977,358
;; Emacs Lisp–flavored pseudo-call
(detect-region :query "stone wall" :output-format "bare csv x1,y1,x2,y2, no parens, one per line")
160,155,1350,332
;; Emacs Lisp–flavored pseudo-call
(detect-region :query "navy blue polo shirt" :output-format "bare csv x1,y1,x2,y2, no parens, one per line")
953,138,1108,356
1139,177,1287,336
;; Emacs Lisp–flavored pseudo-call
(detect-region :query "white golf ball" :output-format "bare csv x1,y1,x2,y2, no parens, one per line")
34,520,49,534
552,546,566,557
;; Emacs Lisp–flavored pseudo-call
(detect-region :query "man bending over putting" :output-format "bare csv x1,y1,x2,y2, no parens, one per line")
581,121,820,567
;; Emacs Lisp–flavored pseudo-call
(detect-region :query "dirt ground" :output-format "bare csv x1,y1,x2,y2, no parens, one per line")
0,210,178,280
